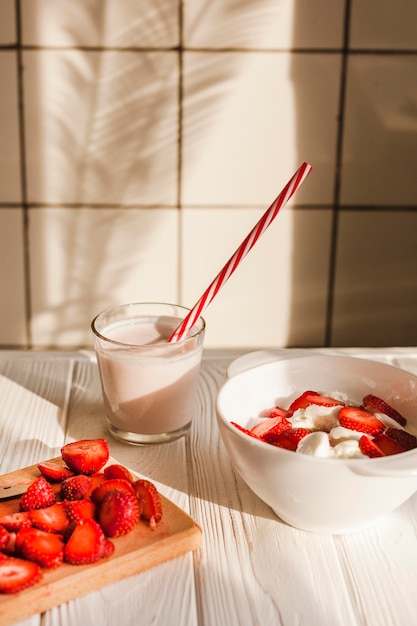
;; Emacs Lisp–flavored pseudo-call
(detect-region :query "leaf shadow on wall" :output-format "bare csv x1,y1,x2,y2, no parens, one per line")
28,1,180,347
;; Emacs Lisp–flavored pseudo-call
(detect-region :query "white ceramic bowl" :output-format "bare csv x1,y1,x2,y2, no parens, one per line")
216,354,417,534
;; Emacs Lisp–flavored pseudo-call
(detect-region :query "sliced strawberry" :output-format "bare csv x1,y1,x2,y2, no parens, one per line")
60,474,93,501
287,391,343,416
103,464,134,483
85,472,106,498
19,476,56,512
0,525,10,551
262,420,294,445
251,416,292,438
64,499,96,524
37,461,74,482
362,394,407,427
29,502,69,534
372,433,407,456
1,532,16,556
18,528,64,569
305,392,344,407
90,478,136,505
97,489,140,538
385,428,417,451
61,438,110,475
14,526,35,555
269,428,312,451
231,422,262,439
64,519,107,565
99,536,115,559
287,390,317,414
359,435,385,458
338,405,385,436
133,479,163,528
0,511,32,532
0,556,42,594
268,406,290,419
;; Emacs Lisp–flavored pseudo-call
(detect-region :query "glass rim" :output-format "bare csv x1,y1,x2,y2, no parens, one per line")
91,301,206,348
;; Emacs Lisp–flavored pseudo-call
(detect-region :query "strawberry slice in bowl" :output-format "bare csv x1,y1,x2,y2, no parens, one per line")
251,415,292,439
230,422,262,440
362,394,407,427
266,427,312,451
359,434,407,458
288,391,344,416
338,405,385,436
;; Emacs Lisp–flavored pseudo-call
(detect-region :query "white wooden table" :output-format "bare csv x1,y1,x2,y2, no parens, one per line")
1,347,417,626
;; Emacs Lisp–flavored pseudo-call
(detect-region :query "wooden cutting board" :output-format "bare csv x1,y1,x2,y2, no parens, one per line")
0,458,202,626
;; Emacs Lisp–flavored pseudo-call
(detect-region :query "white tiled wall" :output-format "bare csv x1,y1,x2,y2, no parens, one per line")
0,0,416,349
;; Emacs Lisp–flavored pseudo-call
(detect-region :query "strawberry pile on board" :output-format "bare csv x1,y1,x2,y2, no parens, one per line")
0,438,162,594
232,392,417,456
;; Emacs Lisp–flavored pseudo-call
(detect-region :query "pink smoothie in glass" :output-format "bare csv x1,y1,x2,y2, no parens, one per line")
94,316,203,439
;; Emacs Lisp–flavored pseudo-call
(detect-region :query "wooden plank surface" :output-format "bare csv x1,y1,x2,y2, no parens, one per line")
1,350,417,626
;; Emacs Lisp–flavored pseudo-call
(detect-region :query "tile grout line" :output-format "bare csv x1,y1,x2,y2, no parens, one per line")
2,44,416,55
177,1,184,306
0,201,416,211
15,0,32,349
324,0,352,347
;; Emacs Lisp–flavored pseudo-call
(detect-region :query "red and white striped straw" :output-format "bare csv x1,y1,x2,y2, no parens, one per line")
169,161,312,343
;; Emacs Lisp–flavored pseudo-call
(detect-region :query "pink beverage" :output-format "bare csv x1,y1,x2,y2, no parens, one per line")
92,303,205,445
